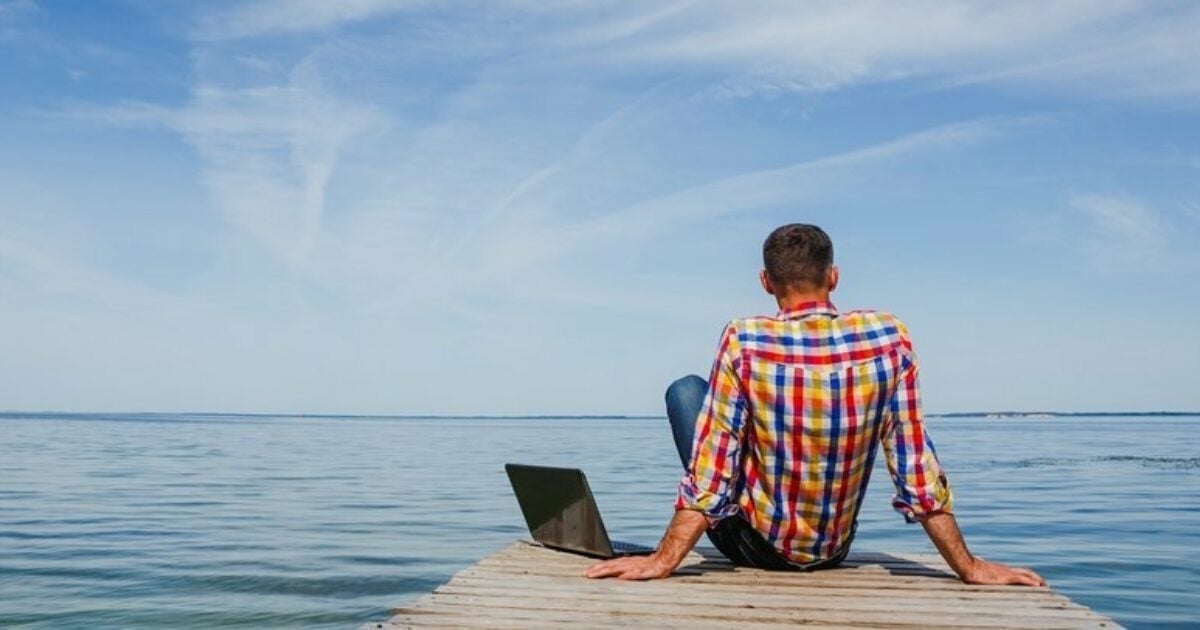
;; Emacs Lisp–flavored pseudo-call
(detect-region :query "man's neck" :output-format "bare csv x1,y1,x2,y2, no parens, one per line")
775,291,831,311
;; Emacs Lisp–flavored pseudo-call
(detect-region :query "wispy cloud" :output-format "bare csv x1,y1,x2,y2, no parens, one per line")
146,2,1200,297
47,74,389,267
188,1,1200,103
37,99,173,126
1073,194,1164,246
938,8,1200,102
584,116,1038,238
0,232,165,312
9,0,1199,413
1068,194,1197,271
176,78,388,265
193,0,416,40
163,0,1200,286
39,64,1037,316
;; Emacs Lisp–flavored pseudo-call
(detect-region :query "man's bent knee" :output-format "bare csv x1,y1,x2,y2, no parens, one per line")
665,374,707,408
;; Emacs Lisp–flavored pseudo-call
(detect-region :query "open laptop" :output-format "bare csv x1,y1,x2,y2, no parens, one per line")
505,463,656,558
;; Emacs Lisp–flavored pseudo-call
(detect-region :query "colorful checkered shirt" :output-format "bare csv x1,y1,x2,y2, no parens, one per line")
676,300,953,564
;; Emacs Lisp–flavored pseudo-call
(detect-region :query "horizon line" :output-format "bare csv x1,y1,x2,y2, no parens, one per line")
2,410,1199,419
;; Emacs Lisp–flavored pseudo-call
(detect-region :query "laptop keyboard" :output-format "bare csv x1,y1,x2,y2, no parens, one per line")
611,540,656,554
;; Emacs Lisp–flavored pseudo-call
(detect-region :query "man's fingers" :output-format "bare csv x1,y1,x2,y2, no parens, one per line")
1014,567,1046,586
965,560,1046,587
1004,567,1044,586
584,565,623,579
584,558,631,578
585,557,647,579
1016,574,1041,586
585,557,669,581
615,566,657,581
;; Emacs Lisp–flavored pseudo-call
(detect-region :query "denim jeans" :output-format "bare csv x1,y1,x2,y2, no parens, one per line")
665,374,853,571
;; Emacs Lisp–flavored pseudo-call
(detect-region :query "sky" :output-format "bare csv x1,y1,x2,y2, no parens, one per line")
1,0,1198,415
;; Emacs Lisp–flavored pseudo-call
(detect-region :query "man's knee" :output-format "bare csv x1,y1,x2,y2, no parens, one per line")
665,374,707,409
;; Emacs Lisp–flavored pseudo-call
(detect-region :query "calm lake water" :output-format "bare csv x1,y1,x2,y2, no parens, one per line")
1,413,1197,628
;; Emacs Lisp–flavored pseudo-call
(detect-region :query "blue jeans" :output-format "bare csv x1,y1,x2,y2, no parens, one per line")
665,374,852,571
665,374,709,469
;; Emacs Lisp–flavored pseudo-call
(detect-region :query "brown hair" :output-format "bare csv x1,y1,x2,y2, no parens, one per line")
762,224,834,291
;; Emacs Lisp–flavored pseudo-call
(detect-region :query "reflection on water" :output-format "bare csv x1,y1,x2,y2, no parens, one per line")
0,414,1197,628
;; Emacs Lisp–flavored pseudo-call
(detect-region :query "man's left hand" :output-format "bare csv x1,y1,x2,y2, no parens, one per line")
583,554,672,580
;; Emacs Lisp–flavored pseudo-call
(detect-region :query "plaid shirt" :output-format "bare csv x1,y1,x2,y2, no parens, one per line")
676,300,953,564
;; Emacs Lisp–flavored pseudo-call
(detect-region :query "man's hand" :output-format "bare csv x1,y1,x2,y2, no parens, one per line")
963,557,1046,586
583,509,710,581
584,554,673,580
919,512,1047,587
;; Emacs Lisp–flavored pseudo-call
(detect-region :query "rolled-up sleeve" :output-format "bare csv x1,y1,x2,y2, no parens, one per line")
675,323,749,521
882,350,953,523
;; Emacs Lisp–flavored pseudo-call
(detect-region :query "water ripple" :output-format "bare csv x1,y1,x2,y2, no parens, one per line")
0,414,1196,628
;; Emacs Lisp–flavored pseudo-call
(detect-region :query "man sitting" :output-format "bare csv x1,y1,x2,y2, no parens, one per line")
585,223,1044,586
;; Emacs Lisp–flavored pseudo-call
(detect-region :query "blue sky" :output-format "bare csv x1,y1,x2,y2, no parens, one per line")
1,0,1198,414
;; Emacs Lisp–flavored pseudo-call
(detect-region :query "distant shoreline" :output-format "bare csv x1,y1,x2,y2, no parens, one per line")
927,411,1200,419
1,411,1198,420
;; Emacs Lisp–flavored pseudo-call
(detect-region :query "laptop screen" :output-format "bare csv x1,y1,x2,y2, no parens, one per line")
505,464,614,557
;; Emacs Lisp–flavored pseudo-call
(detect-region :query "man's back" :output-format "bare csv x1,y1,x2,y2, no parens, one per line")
676,300,953,564
589,224,1041,586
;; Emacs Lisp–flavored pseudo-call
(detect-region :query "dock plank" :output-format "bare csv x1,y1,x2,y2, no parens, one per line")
367,541,1119,629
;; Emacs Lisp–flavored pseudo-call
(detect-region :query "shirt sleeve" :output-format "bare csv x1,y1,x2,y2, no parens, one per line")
675,322,750,521
881,344,954,523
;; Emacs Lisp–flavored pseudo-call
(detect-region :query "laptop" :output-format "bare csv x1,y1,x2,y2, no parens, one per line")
505,463,656,558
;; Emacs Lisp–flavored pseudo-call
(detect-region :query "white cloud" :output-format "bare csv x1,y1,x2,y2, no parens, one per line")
39,79,387,268
38,100,173,126
40,80,1034,316
15,0,1200,414
1073,194,1164,244
194,0,418,40
1069,194,1184,270
582,116,1040,239
175,67,388,267
0,233,164,312
189,1,1200,104
593,1,1200,102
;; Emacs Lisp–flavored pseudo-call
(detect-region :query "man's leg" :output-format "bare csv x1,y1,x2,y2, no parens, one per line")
664,374,761,566
664,374,707,468
664,374,829,571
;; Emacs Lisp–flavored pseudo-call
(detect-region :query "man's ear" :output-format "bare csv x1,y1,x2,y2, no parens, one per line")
759,269,775,295
828,265,840,293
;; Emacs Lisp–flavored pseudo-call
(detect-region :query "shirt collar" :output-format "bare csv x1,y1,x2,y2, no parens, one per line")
776,300,838,320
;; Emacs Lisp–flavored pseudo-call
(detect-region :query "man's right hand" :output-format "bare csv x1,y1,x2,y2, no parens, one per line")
962,557,1046,586
917,512,1046,587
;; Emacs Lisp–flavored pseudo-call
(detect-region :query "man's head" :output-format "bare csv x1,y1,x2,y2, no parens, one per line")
760,223,838,304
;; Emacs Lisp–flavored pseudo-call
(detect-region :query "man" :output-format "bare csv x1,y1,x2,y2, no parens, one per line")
585,224,1044,586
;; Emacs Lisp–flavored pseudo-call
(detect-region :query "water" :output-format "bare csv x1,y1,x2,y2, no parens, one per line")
1,413,1197,628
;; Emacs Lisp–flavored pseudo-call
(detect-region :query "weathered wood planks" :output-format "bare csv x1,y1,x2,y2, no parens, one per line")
366,541,1119,629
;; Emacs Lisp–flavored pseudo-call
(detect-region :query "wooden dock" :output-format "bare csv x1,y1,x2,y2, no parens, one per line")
367,541,1118,628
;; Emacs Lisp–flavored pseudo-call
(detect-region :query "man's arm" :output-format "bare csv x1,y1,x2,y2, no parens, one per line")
587,323,749,580
583,509,708,580
920,512,1045,586
885,323,1043,586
